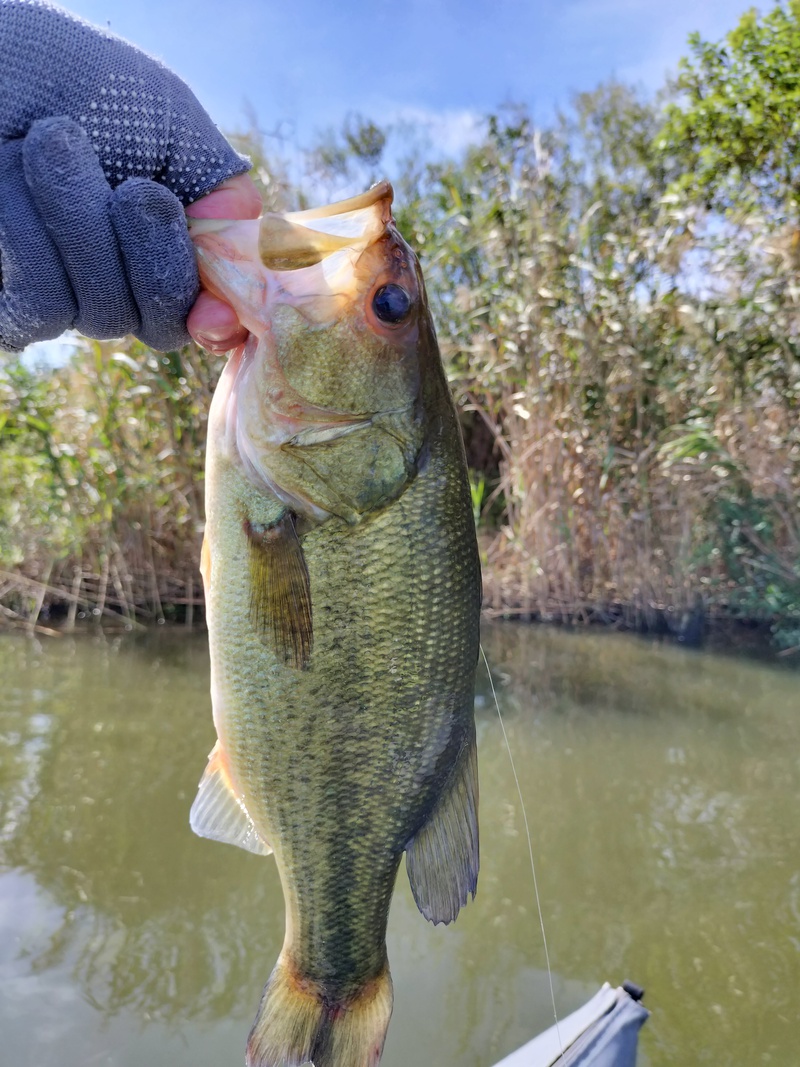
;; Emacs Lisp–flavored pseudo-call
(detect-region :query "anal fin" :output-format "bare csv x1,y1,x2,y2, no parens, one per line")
245,512,313,670
190,741,272,857
405,724,479,925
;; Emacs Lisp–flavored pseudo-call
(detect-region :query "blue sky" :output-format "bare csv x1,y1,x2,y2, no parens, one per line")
61,0,757,156
20,0,760,366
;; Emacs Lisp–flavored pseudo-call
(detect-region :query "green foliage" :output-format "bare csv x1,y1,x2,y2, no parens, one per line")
305,114,387,193
0,340,223,619
227,125,293,213
388,89,799,638
714,489,800,632
659,1,800,217
4,34,800,643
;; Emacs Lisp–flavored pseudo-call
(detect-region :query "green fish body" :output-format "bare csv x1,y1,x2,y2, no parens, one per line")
189,183,481,1067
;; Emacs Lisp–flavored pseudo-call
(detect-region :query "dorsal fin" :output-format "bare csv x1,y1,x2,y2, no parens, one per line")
190,741,272,857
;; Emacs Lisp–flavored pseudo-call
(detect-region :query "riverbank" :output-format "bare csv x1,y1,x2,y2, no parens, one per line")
3,80,799,652
3,559,795,666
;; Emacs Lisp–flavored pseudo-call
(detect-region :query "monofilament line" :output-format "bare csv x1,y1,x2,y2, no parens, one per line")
480,644,564,1059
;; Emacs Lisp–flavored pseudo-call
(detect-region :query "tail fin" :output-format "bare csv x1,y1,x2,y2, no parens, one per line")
246,953,393,1067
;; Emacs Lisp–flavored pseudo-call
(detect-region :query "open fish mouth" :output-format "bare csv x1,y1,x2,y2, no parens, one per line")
258,181,394,270
188,181,402,328
191,179,424,525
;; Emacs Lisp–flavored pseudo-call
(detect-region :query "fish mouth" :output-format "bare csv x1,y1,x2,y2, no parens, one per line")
187,180,406,330
257,180,412,325
258,180,394,271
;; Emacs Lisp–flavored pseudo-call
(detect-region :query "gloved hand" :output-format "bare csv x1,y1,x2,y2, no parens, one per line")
0,0,252,352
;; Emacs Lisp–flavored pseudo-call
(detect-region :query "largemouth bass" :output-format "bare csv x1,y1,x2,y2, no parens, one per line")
188,181,481,1067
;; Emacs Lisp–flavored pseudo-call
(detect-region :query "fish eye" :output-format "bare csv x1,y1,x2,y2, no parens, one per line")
372,284,412,324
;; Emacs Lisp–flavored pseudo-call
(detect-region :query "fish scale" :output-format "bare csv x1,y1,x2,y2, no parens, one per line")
190,182,481,1067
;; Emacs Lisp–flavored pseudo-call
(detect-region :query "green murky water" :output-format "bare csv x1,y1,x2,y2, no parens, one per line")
0,625,798,1066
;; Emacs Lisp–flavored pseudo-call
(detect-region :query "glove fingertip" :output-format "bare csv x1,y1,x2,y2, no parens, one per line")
111,179,199,351
22,116,94,174
0,137,77,350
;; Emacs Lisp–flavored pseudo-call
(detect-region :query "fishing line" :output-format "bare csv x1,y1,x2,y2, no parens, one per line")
480,644,565,1060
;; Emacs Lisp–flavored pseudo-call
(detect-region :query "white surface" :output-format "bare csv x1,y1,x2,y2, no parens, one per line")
492,984,621,1067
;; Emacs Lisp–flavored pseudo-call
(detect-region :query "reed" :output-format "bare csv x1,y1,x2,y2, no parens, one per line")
2,91,799,645
0,338,220,630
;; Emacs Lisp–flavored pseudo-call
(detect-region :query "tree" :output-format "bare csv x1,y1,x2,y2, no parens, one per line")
658,1,800,219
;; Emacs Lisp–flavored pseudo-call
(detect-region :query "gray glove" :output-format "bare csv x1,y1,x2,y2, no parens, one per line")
0,0,250,352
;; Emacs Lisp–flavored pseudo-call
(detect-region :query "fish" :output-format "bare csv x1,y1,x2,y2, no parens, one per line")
188,180,482,1067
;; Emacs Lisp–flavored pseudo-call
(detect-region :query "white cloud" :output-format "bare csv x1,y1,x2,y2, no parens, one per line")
385,106,485,159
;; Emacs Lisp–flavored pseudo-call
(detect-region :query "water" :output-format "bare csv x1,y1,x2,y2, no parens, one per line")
0,625,798,1067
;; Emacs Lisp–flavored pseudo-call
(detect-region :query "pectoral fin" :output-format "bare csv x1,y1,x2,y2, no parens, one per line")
246,513,313,670
405,725,479,925
190,741,272,857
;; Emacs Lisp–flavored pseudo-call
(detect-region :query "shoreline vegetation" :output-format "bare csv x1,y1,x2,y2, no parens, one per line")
2,8,800,653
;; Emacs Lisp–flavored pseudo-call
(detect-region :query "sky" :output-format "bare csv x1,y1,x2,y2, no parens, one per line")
59,0,759,158
19,0,763,367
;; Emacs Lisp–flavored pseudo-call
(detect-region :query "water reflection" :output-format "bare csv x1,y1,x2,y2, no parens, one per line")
478,626,800,1065
0,635,286,1024
1,626,798,1066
